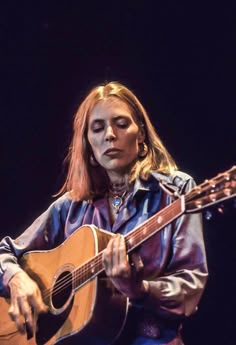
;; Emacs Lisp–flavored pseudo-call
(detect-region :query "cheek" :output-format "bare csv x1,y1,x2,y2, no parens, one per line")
87,133,99,151
126,132,140,150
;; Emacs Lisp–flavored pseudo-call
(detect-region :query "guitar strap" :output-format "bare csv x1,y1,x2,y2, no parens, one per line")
153,171,190,200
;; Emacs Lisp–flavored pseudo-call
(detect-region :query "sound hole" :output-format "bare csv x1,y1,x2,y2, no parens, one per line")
52,270,73,309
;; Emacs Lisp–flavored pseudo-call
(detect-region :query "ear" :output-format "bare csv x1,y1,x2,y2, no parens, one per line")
138,126,146,143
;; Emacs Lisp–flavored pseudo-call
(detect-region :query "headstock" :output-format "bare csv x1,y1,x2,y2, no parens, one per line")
185,166,236,213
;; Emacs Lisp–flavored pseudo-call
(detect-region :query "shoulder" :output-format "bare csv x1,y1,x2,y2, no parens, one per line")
151,170,197,194
49,192,73,212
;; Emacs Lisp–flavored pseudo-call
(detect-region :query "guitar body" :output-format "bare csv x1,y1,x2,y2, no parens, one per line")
0,226,128,345
1,166,235,344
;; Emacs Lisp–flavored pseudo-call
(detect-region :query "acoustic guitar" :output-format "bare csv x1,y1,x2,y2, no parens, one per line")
0,166,235,345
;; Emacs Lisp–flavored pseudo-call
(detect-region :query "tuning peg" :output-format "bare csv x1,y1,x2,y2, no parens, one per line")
224,173,231,181
204,210,213,220
217,204,225,214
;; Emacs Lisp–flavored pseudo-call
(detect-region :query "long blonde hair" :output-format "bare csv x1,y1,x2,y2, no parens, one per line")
59,81,177,200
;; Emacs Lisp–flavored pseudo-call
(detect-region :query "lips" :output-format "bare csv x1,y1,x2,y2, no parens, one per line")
104,148,122,155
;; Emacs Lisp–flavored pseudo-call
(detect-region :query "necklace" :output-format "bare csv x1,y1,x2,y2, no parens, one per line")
108,181,129,213
109,190,128,213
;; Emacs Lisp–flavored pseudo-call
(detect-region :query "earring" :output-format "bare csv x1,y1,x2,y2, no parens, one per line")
138,142,148,158
89,154,99,167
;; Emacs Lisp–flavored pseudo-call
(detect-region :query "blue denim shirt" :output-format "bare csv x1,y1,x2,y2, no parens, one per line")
0,171,208,345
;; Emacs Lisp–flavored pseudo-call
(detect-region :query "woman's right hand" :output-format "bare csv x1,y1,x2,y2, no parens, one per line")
8,271,48,336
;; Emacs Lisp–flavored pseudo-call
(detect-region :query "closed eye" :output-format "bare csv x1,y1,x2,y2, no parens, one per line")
90,120,104,133
115,117,130,128
92,126,104,133
117,122,129,128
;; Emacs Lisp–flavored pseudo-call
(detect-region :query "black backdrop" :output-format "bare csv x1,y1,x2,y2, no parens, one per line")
0,2,235,344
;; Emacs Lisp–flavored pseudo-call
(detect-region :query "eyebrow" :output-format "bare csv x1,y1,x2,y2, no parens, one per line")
90,114,131,123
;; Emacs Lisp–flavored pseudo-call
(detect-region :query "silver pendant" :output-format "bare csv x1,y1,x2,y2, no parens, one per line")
112,196,123,213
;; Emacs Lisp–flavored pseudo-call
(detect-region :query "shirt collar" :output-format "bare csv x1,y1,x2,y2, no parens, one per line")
132,172,161,197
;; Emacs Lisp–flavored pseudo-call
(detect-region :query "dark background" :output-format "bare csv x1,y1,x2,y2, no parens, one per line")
0,1,235,344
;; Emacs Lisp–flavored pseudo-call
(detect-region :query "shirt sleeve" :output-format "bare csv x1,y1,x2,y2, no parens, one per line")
142,174,208,320
0,194,72,296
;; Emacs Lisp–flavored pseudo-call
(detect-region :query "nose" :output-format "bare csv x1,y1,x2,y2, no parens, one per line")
105,125,116,141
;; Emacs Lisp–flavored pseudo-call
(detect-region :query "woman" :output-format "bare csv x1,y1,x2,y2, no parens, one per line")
0,81,208,345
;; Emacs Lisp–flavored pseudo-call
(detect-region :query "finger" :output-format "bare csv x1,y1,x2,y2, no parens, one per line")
131,252,144,274
29,292,48,314
18,296,34,335
108,234,130,278
8,298,25,334
117,235,130,277
103,237,114,275
112,235,121,274
111,234,128,276
103,234,122,276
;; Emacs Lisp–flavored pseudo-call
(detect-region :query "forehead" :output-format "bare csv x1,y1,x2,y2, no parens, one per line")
89,98,133,121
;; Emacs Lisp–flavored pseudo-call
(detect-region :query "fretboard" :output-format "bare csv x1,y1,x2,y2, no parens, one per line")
73,196,185,291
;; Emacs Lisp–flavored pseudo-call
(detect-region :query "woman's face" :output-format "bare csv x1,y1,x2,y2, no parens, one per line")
87,98,145,178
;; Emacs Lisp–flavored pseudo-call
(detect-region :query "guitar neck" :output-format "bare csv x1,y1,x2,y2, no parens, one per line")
73,196,185,290
73,165,236,290
125,196,185,252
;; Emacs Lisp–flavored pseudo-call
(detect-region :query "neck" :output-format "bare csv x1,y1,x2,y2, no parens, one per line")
106,160,137,186
109,183,128,196
107,173,129,189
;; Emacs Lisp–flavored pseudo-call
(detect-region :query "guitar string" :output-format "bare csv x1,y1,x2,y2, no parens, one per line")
43,171,228,300
42,200,182,300
42,200,183,299
42,173,224,300
42,173,235,298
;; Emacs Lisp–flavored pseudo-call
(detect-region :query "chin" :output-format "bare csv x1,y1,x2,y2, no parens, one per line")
106,161,135,174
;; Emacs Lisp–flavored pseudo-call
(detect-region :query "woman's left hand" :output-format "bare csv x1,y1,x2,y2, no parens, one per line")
102,234,147,299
